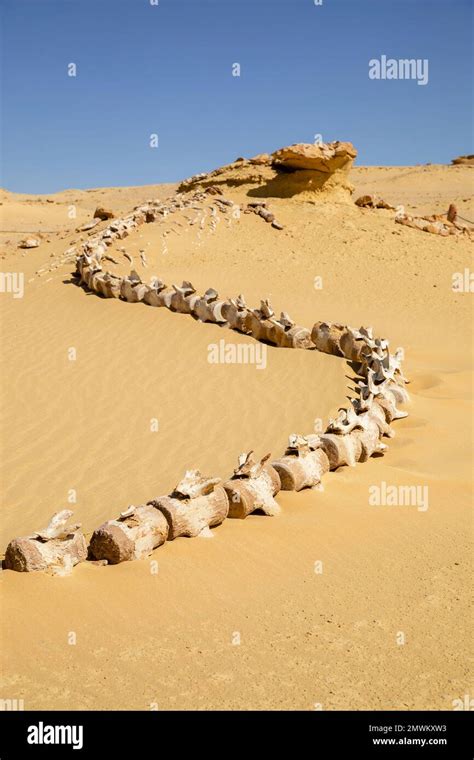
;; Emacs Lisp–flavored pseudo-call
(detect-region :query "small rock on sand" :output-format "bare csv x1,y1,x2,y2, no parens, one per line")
19,237,40,249
93,207,115,221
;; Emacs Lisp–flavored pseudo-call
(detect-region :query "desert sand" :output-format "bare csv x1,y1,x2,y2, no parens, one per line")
0,159,472,710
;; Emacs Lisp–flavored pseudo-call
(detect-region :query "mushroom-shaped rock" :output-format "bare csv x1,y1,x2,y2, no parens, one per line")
88,504,169,564
4,510,87,575
223,452,281,518
93,207,115,220
271,141,357,172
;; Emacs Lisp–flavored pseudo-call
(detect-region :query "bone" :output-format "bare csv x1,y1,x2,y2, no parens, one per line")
4,511,87,575
120,273,149,303
325,407,388,462
270,312,313,349
170,281,199,314
193,288,228,324
223,452,281,518
153,470,229,539
143,278,173,307
311,321,346,356
366,369,409,405
91,272,122,298
88,504,169,564
319,432,362,469
339,326,374,362
247,299,276,342
60,197,412,578
272,436,330,491
220,295,251,333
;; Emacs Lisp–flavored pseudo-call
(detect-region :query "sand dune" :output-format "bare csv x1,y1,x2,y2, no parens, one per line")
0,162,472,710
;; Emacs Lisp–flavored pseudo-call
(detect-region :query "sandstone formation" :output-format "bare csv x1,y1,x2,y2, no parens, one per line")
178,140,357,200
451,155,474,166
93,206,115,220
271,141,356,172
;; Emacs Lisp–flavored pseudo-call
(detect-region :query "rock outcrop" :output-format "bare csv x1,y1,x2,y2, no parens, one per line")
178,140,357,200
451,155,474,166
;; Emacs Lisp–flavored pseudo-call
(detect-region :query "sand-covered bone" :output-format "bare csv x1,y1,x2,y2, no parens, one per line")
153,471,229,539
193,288,228,323
272,436,330,491
4,510,87,574
170,281,199,314
88,504,168,564
220,294,251,333
223,452,281,518
311,321,346,356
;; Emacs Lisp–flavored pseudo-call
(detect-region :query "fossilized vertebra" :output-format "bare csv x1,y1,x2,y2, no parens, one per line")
88,504,169,564
193,288,228,323
223,452,281,517
272,435,330,491
153,471,229,539
4,511,87,575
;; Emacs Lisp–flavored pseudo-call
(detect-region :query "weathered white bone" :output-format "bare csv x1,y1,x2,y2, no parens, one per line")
170,281,199,314
339,326,371,361
272,437,330,491
359,373,408,420
367,369,409,405
311,321,345,356
193,288,227,323
92,272,122,298
174,469,221,499
247,300,278,342
221,294,251,333
5,511,87,574
223,452,281,517
153,471,229,539
33,509,76,540
319,432,362,468
326,407,389,462
120,272,149,303
143,278,173,307
327,405,391,438
88,504,169,564
350,395,394,437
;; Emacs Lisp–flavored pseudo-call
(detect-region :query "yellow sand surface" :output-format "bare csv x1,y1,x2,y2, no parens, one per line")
0,164,472,710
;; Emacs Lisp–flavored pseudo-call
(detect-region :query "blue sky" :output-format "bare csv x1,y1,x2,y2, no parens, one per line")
1,0,472,193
